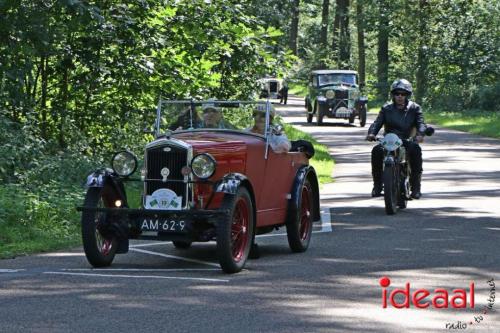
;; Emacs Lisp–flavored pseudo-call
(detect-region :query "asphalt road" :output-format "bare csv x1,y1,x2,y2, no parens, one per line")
1,96,499,332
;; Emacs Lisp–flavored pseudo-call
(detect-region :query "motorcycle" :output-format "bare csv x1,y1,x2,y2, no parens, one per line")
374,127,434,215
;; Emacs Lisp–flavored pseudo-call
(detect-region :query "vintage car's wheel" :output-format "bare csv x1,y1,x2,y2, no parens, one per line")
383,165,398,215
173,241,192,249
315,101,324,125
81,187,118,267
286,179,313,252
216,187,254,273
306,99,313,123
359,106,367,127
348,113,355,124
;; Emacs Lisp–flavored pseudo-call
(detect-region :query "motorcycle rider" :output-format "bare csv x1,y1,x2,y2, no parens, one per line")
366,79,428,199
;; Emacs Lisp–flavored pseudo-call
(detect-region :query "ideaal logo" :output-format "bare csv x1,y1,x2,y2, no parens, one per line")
379,277,496,330
379,276,475,309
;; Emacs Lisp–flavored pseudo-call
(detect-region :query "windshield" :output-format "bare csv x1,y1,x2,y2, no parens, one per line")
317,73,356,86
155,100,278,137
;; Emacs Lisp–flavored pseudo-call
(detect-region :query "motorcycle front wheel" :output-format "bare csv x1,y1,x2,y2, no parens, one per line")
383,164,399,215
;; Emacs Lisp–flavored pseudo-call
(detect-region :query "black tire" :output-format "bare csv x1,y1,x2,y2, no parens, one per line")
348,113,355,124
216,187,254,274
173,241,192,249
81,187,118,267
398,176,408,209
315,101,324,126
383,164,398,215
359,106,367,127
306,99,313,123
286,179,314,252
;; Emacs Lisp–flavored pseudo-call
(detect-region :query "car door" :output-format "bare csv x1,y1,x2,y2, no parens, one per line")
256,149,300,227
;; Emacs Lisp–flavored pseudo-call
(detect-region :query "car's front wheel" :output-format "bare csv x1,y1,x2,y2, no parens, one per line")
359,105,367,127
216,187,254,273
286,179,313,252
81,187,118,267
315,101,324,125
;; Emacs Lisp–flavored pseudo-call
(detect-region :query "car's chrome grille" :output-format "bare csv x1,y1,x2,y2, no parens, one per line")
335,90,348,99
145,145,188,204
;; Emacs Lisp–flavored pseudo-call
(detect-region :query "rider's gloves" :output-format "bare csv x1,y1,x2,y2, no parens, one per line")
366,134,376,142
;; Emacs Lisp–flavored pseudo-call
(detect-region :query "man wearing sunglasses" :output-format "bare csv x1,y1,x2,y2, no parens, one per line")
366,79,428,199
201,101,235,129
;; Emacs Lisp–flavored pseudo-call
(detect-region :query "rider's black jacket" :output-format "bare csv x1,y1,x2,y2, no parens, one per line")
368,101,426,139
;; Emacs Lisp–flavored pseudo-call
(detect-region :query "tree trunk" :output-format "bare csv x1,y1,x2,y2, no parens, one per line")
331,1,341,59
338,0,350,69
320,0,330,47
376,0,390,101
356,0,366,86
289,0,300,55
40,55,48,140
415,0,429,104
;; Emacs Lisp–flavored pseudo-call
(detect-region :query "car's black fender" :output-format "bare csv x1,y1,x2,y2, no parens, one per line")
84,168,130,253
287,165,320,223
85,168,129,207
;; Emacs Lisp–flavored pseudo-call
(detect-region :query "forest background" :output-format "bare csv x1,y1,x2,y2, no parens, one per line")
0,0,498,256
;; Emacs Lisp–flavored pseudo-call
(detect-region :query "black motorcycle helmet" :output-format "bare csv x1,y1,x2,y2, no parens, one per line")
390,79,413,96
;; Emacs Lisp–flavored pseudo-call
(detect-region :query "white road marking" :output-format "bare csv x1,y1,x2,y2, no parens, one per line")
62,268,220,272
0,269,25,273
130,247,220,267
130,241,172,248
43,271,228,283
320,206,333,232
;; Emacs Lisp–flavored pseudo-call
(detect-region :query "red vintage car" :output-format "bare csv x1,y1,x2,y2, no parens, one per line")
78,100,320,273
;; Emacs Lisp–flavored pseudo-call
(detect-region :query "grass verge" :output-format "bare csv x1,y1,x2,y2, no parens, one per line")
0,184,82,259
284,124,334,185
425,109,500,139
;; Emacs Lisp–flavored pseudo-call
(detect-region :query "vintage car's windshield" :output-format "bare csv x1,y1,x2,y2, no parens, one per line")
155,100,277,137
317,73,356,86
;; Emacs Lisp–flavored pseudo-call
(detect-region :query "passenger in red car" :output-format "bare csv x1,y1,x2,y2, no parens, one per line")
249,104,291,153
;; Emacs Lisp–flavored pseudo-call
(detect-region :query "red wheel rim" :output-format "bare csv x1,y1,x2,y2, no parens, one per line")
231,197,250,262
299,186,312,241
95,198,112,256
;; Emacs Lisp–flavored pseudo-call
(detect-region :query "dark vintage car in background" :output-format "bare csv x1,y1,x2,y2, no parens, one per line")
77,100,320,273
305,69,368,127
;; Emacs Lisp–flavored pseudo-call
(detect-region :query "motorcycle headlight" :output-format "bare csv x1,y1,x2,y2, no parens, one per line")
191,153,216,179
111,150,138,177
325,90,335,99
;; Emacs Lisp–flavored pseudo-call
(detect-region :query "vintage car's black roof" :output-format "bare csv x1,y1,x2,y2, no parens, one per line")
311,70,358,75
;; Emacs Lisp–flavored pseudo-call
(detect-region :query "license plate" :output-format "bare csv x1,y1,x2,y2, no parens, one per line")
140,218,187,235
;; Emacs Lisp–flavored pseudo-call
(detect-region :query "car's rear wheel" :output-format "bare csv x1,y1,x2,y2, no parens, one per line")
216,187,254,273
173,241,192,249
286,179,313,252
81,187,118,267
315,101,324,125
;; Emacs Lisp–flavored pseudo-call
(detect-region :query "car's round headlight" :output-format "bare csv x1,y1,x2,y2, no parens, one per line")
111,150,138,177
191,153,216,179
325,90,335,99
